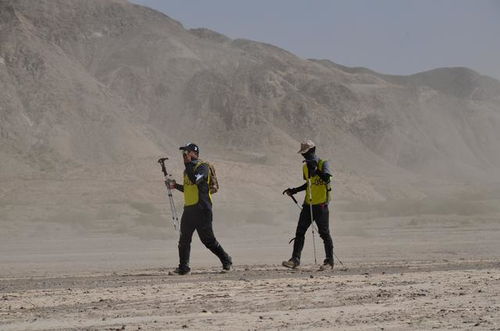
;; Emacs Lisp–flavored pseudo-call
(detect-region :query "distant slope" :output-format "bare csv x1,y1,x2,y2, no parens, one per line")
1,0,500,198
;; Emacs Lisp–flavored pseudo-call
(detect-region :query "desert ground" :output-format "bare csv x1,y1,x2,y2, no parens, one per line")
0,260,499,330
1,197,499,330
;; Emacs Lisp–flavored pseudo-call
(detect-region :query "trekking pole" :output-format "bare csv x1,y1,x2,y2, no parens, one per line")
307,178,318,265
283,189,345,267
157,157,179,231
288,194,303,211
283,188,318,264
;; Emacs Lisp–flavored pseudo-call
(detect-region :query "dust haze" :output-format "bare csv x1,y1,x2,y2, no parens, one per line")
0,0,499,329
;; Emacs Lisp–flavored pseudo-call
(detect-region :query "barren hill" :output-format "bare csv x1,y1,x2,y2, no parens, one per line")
1,0,500,234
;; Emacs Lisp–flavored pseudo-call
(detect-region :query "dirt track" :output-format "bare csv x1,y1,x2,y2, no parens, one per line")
1,260,499,330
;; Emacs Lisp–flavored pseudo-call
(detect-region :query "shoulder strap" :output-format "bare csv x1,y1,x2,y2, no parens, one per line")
318,159,325,171
194,160,205,170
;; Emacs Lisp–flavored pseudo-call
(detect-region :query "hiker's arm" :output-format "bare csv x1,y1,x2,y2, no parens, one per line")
194,163,209,186
175,183,184,192
290,183,307,194
317,161,332,184
185,162,209,185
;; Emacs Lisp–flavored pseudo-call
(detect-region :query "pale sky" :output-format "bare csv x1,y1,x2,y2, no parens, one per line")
131,0,500,80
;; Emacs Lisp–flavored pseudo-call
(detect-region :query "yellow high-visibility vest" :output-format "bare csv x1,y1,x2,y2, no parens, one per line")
303,159,331,205
183,162,211,206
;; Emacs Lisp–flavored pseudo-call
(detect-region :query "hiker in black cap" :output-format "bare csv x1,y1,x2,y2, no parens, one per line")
165,143,232,275
282,140,334,270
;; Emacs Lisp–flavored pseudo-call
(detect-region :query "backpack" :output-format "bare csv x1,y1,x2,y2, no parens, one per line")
198,160,219,194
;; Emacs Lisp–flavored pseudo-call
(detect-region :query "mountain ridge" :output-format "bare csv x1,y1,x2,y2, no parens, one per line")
1,0,499,198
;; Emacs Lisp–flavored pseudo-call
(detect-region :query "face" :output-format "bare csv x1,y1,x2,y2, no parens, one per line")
182,150,198,163
302,148,315,160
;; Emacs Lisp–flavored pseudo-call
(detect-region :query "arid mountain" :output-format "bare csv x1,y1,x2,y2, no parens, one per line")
1,0,500,231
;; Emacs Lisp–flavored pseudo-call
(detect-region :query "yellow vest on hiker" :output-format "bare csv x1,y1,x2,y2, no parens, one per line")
183,162,212,206
302,159,331,205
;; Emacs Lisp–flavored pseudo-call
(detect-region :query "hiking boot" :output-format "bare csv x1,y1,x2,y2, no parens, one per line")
282,258,300,269
222,256,233,273
318,258,334,271
172,266,191,275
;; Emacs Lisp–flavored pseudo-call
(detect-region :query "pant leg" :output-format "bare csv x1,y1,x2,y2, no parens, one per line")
178,208,197,268
292,206,312,261
196,208,231,265
314,204,333,261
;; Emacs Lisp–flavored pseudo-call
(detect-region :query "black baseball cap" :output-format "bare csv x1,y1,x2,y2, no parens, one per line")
179,143,199,154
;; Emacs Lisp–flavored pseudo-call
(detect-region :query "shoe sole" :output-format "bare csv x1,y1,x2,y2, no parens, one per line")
168,271,191,276
282,261,299,269
318,265,334,271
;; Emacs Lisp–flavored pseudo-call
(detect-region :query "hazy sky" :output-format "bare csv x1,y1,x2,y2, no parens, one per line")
131,0,500,80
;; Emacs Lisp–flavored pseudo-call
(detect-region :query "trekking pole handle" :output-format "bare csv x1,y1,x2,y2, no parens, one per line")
157,157,169,177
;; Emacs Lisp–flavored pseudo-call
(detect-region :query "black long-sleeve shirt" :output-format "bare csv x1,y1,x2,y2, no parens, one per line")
175,159,212,210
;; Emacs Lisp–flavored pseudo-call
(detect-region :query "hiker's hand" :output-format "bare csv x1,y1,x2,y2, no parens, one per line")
165,179,176,189
283,188,294,196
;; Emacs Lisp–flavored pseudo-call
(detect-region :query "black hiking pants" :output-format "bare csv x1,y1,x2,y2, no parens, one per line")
178,206,230,269
292,203,334,262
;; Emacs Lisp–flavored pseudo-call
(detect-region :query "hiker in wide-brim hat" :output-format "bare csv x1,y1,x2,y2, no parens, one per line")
282,140,335,270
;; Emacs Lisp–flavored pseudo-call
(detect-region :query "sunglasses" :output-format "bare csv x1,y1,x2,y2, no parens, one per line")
182,150,189,155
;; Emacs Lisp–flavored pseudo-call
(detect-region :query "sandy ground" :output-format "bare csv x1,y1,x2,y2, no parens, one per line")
0,260,499,330
1,188,500,330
